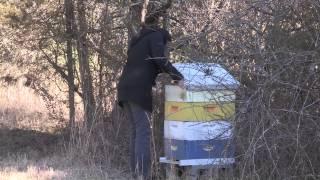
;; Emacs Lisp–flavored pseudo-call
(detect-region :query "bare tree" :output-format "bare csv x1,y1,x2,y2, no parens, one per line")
64,0,76,131
76,0,96,128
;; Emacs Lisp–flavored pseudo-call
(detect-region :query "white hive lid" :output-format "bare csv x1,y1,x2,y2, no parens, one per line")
173,63,240,90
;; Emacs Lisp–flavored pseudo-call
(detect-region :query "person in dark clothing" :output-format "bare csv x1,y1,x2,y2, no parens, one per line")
117,17,184,179
118,27,183,112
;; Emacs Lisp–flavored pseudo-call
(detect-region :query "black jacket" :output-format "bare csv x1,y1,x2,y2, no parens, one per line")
117,27,183,112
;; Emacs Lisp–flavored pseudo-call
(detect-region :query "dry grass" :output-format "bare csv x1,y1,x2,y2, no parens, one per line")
0,84,129,180
0,166,66,180
0,154,130,180
0,85,57,132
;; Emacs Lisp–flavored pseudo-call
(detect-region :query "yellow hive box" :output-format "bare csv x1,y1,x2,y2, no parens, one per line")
165,85,235,102
164,85,235,121
165,101,235,121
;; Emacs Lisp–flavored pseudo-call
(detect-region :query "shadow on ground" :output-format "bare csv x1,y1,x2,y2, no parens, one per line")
0,128,61,158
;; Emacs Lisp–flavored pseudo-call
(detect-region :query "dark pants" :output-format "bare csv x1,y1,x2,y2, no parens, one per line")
123,102,151,179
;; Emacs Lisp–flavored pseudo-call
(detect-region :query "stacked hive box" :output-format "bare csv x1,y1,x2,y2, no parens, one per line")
162,63,239,166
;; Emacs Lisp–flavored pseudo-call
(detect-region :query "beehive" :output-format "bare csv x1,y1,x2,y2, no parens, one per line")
163,63,239,166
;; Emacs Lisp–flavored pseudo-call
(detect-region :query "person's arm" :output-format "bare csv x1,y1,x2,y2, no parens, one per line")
148,31,184,81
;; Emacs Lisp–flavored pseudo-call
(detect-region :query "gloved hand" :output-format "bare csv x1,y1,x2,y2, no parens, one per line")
177,79,185,89
171,79,185,89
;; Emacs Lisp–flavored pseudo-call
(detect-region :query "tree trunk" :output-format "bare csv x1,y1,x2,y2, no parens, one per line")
64,0,75,131
141,0,149,25
97,1,110,121
128,0,143,39
76,0,96,128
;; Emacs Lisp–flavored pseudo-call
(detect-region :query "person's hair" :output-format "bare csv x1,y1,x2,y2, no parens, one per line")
144,6,167,26
145,13,160,25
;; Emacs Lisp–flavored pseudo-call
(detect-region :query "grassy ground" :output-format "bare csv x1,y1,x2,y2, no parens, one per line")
0,84,130,180
0,153,129,180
